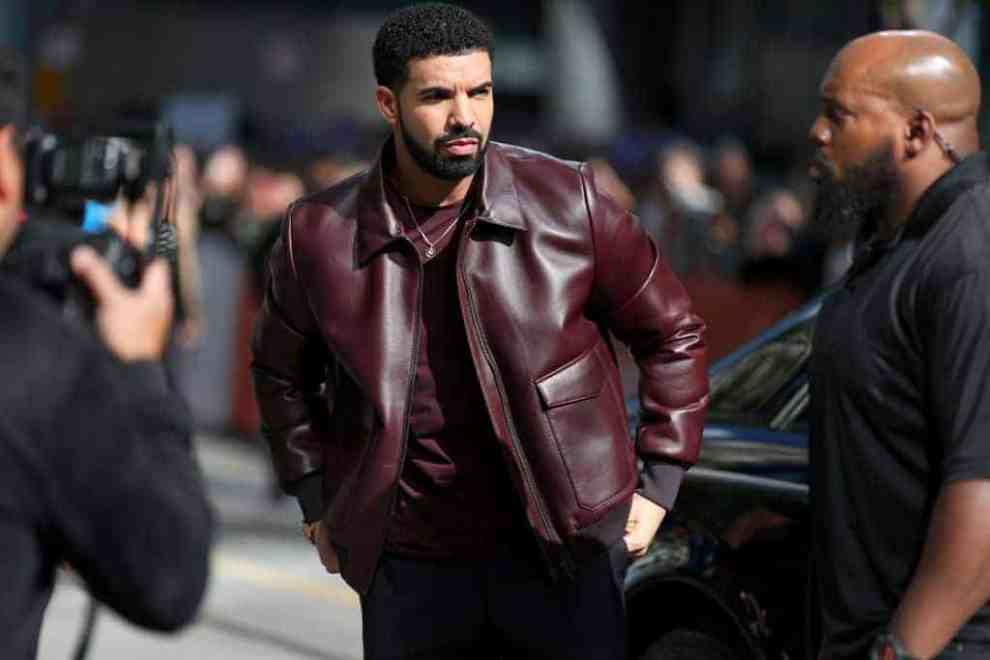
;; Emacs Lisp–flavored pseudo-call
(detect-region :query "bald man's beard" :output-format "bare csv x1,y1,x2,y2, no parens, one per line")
812,140,898,233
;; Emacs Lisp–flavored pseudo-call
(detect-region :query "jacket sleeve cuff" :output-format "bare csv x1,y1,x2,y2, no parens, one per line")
287,472,324,523
637,461,686,511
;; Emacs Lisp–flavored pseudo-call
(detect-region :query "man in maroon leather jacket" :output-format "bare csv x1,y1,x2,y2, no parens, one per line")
252,4,707,658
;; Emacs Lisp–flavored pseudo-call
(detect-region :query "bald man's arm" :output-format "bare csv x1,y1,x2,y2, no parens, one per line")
890,480,990,658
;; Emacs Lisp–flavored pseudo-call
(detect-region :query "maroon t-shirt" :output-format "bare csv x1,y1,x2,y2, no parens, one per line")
383,183,521,559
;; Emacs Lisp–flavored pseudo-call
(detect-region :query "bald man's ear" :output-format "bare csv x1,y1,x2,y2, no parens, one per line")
904,109,935,160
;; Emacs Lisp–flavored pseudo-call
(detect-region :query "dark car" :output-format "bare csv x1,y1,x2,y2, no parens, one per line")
626,297,821,660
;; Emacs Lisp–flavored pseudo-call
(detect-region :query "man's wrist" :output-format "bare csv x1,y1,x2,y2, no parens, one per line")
290,472,324,522
638,460,685,510
869,632,921,660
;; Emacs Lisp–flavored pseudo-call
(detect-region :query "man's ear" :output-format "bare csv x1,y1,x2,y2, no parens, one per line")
376,86,399,128
0,124,22,256
0,125,18,203
904,109,935,159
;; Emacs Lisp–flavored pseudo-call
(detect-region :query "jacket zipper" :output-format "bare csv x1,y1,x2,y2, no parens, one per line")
382,241,424,543
457,217,574,578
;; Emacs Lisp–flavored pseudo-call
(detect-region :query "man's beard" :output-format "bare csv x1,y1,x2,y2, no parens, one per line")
398,110,487,182
812,140,898,233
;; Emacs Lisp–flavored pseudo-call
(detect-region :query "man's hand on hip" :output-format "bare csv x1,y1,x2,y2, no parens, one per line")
623,493,667,558
304,521,340,574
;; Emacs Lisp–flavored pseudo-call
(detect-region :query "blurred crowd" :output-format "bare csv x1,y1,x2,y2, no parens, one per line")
166,140,369,442
167,129,852,442
587,132,854,363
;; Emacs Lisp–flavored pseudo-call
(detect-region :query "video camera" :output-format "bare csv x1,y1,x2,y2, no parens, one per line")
1,119,176,322
23,119,173,212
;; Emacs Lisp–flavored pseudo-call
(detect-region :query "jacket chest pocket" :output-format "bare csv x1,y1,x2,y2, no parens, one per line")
535,342,634,512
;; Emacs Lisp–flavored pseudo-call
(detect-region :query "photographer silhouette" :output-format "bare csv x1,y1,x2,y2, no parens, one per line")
0,50,212,660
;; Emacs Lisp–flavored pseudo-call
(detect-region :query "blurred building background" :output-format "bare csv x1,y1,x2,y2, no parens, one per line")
5,1,982,161
0,0,986,434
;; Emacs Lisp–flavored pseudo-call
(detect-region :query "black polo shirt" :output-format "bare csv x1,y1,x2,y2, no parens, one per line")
810,152,990,659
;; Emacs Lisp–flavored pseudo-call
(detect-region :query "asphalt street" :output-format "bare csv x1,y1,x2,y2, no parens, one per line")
37,435,364,660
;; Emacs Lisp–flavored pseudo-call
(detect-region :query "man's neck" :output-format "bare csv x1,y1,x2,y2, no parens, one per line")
391,141,475,208
876,159,954,241
876,196,915,241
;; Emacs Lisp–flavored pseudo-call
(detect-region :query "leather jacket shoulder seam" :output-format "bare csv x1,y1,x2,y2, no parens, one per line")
282,200,319,334
615,251,660,317
284,201,300,282
578,162,598,286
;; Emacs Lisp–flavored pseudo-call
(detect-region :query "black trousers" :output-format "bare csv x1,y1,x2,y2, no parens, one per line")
360,541,630,660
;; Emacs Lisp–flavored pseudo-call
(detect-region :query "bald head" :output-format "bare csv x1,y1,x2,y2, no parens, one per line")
809,31,982,237
828,31,980,143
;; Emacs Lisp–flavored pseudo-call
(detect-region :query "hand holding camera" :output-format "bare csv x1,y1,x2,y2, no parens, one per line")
69,245,173,362
2,119,183,353
68,178,175,361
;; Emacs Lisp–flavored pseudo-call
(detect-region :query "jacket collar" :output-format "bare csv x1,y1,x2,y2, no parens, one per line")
355,138,525,265
848,151,989,277
902,150,990,240
475,141,526,231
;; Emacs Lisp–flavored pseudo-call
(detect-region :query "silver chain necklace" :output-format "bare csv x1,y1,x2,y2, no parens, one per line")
402,195,466,260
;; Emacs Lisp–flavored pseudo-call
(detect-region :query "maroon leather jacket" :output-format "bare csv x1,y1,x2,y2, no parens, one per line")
251,140,708,594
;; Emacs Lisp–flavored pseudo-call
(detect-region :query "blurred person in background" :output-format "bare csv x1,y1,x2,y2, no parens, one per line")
708,137,755,222
647,139,718,272
0,49,212,659
199,143,248,238
246,170,305,287
304,152,370,195
729,188,808,340
649,139,739,277
586,156,636,213
231,165,276,248
744,188,805,261
251,4,707,658
175,143,250,433
677,182,814,362
230,168,306,441
807,30,990,660
741,187,830,299
238,168,306,255
170,144,205,349
707,137,754,280
642,139,746,360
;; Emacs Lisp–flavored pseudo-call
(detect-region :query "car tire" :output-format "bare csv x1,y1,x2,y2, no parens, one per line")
639,628,740,660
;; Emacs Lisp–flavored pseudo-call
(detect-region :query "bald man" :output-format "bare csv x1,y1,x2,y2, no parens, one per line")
807,31,988,660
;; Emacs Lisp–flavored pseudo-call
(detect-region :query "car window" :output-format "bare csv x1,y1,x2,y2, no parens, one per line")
772,378,809,433
707,320,815,428
788,392,810,433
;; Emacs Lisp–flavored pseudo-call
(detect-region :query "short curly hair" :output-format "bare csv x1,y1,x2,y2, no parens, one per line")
373,3,494,90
